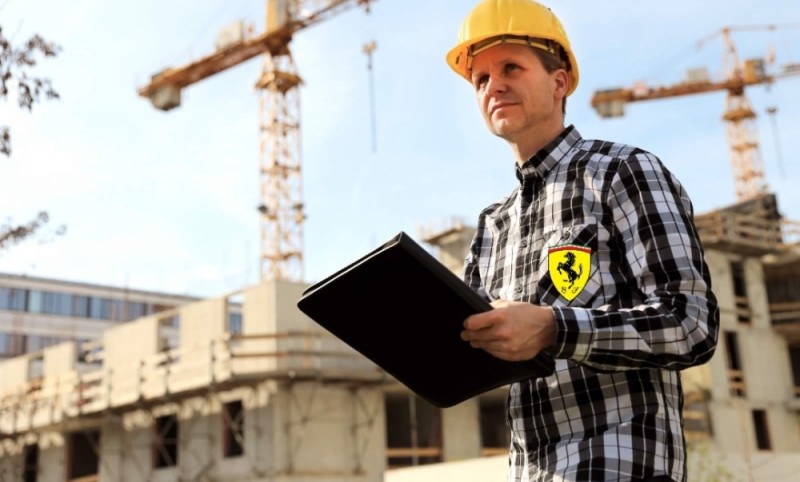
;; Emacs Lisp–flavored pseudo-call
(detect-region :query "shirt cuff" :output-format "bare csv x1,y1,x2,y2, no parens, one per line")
551,306,594,362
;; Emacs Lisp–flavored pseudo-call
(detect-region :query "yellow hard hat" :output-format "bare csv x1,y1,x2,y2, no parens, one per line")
446,0,580,96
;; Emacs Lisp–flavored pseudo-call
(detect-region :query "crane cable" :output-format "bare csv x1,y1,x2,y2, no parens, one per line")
363,40,377,154
765,106,785,177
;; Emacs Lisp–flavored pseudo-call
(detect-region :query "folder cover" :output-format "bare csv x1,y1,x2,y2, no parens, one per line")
296,231,555,408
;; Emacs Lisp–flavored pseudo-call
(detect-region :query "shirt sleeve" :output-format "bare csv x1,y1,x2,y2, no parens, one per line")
463,215,492,303
550,151,720,371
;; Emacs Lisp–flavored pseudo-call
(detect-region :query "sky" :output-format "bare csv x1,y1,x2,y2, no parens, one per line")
1,0,799,298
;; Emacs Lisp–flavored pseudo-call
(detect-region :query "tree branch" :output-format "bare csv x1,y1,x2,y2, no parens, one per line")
0,25,61,156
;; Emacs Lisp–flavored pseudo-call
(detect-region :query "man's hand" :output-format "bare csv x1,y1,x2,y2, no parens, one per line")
461,300,557,361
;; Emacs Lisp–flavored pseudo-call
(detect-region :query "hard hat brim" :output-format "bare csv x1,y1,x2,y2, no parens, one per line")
446,34,580,97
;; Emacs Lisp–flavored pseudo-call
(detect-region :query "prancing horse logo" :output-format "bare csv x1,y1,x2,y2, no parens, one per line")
548,245,592,301
557,252,583,288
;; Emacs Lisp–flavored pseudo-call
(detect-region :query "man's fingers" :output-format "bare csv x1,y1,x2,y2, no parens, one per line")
461,324,491,341
463,309,501,331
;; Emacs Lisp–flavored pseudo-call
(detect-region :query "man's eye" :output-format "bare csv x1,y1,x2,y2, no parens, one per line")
504,63,519,74
473,74,489,89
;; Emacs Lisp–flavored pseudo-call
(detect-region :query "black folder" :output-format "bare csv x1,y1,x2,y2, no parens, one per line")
296,231,555,408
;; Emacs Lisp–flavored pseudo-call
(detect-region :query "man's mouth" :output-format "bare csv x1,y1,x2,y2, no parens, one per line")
491,102,515,115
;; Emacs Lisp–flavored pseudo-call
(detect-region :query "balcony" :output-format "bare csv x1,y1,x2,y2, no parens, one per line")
694,193,791,256
771,302,800,343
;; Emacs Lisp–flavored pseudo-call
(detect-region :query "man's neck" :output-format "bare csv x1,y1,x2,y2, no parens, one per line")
508,121,566,167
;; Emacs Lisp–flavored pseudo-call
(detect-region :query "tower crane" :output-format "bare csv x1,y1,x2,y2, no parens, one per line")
591,25,800,203
137,0,376,282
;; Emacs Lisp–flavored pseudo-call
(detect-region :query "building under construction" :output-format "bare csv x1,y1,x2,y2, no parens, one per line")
1,192,800,481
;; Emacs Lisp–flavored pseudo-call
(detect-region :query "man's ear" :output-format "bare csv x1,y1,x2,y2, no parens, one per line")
553,69,569,98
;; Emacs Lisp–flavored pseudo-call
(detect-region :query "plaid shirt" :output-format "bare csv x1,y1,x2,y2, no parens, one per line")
463,126,719,482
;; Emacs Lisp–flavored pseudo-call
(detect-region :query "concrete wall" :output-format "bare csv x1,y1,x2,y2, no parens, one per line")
0,356,29,393
702,251,800,454
180,296,228,348
0,433,69,482
243,280,313,335
39,381,387,482
38,433,66,482
271,382,386,482
441,398,482,461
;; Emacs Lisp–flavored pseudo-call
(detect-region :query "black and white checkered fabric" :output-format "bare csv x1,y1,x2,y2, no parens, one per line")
463,126,719,482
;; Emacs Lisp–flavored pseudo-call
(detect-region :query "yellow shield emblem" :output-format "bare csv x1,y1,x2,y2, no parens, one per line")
548,245,591,301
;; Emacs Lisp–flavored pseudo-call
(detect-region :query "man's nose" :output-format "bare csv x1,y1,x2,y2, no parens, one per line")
486,74,507,94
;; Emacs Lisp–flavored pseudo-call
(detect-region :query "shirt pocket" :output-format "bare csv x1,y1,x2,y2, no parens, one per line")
538,222,601,307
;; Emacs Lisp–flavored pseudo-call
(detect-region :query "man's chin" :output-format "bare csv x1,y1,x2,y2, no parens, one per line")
490,123,521,141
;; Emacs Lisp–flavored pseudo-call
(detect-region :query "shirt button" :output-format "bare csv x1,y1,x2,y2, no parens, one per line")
516,286,523,293
521,240,528,248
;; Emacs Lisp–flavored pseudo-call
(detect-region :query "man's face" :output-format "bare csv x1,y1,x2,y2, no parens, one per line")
470,42,566,142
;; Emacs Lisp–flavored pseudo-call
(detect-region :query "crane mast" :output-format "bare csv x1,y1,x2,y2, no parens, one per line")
256,50,304,281
138,0,375,282
590,25,800,203
719,27,767,201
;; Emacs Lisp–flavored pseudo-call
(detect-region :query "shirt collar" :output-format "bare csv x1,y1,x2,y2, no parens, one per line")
515,125,582,185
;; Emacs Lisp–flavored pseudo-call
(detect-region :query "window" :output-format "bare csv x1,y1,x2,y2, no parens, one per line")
732,262,747,297
22,290,73,316
128,301,147,320
72,295,90,318
27,335,64,353
27,290,44,313
752,409,771,450
51,292,73,316
67,431,100,480
0,287,26,311
724,331,746,397
731,261,750,324
228,312,243,335
153,414,179,468
89,297,112,320
22,443,38,482
0,332,26,358
109,299,127,321
790,346,800,398
385,393,443,468
166,314,181,328
40,291,56,314
152,303,176,314
479,396,509,456
222,400,245,457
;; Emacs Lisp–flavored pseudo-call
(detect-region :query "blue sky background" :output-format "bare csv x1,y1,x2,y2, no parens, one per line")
1,0,799,297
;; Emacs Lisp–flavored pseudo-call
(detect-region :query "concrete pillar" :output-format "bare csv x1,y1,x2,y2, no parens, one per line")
441,398,481,461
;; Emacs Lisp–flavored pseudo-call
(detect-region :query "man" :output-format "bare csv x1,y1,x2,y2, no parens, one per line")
450,1,720,481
